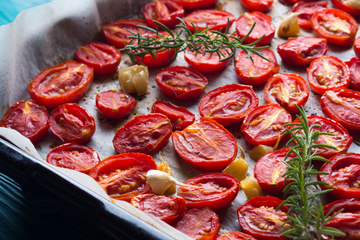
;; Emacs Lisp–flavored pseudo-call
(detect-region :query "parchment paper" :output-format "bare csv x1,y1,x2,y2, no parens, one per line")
0,0,360,236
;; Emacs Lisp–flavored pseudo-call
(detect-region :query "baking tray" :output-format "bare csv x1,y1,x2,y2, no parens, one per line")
0,0,360,238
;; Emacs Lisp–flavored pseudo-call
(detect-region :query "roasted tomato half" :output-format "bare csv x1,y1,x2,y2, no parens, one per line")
307,56,350,95
331,0,360,19
198,84,259,126
291,1,328,30
216,231,257,240
89,153,157,202
131,194,186,225
172,118,238,172
321,88,360,131
49,103,96,144
264,73,309,114
155,66,208,100
277,37,328,67
235,48,279,85
184,10,235,33
241,104,292,147
175,208,220,240
236,11,275,46
177,173,240,211
28,61,94,108
113,113,172,155
319,153,360,199
239,0,273,12
0,100,49,144
46,142,100,174
172,0,218,10
355,36,360,58
237,196,289,240
345,57,360,91
74,42,121,75
310,8,359,47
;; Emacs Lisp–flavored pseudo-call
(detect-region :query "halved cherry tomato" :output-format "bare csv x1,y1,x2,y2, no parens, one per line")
241,104,292,147
307,56,350,95
254,149,291,193
184,10,235,33
175,208,220,240
172,117,238,172
319,153,360,199
155,66,208,100
89,153,157,202
277,37,328,67
355,36,360,58
198,84,259,126
345,57,360,91
95,90,137,119
292,1,328,30
177,173,240,211
172,0,218,11
102,19,153,48
293,115,352,159
264,73,309,113
74,42,121,75
28,61,94,108
142,0,184,30
46,142,100,174
236,12,275,46
151,100,195,130
49,103,96,144
237,196,289,240
310,8,359,47
113,113,172,155
216,231,257,240
331,0,360,19
321,88,360,131
235,48,279,85
0,100,49,144
130,194,186,225
239,0,273,12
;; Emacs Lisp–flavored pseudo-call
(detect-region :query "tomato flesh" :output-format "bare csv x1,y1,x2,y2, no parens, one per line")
216,231,257,240
345,57,360,91
331,0,360,19
239,0,273,12
96,90,137,119
184,10,235,33
172,0,218,10
292,1,328,30
355,37,360,58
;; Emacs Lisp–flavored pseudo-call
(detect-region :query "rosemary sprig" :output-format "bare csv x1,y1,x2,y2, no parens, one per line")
124,17,269,64
278,105,345,240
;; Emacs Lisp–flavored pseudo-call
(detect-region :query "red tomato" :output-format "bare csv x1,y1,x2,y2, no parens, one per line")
46,142,100,173
319,153,360,199
345,57,360,91
331,0,360,19
254,149,291,193
172,117,238,172
239,0,273,12
236,12,275,46
89,153,157,202
307,56,350,95
74,42,121,75
49,103,96,144
151,100,195,130
184,10,235,33
264,73,309,114
241,104,292,147
28,61,94,108
293,115,352,159
310,9,359,47
175,208,220,240
277,37,328,67
0,100,49,144
142,0,184,30
95,90,137,119
321,88,360,131
101,19,154,48
355,36,360,58
172,0,218,11
292,1,328,30
198,84,259,126
130,194,186,225
235,48,279,85
237,196,289,240
216,232,257,240
113,113,172,155
177,173,240,211
155,66,208,100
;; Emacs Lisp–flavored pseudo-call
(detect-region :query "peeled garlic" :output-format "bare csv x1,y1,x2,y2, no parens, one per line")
118,65,148,95
222,145,248,182
278,12,302,38
240,174,261,199
249,133,281,161
158,152,176,195
344,0,360,9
